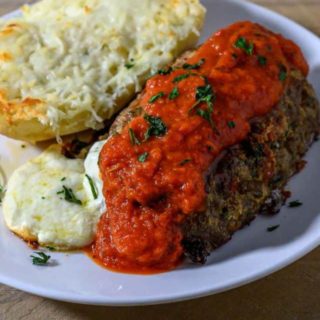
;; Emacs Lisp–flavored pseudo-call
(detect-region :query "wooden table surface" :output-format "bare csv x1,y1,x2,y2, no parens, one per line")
0,1,319,319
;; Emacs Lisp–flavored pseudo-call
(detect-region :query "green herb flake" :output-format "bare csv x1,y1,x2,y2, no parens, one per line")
234,37,254,55
128,128,141,146
169,87,179,100
46,246,55,251
195,84,215,110
149,92,165,103
195,108,216,131
157,67,173,75
279,64,287,82
56,185,82,205
0,184,4,204
196,108,211,123
267,225,280,232
179,159,192,166
258,55,267,66
172,73,191,83
61,177,66,181
182,58,205,70
85,174,98,200
227,121,236,128
125,59,134,69
144,114,167,141
138,152,149,163
41,196,46,200
190,84,216,130
31,251,51,265
288,200,302,208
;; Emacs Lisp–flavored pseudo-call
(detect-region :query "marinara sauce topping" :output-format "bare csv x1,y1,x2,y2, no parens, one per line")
90,22,308,273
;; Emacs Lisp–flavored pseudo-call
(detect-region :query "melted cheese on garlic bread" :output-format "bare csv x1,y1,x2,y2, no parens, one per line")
0,0,205,141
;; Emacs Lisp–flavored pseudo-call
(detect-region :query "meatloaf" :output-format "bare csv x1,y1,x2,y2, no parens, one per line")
108,69,320,267
90,21,320,273
182,70,320,263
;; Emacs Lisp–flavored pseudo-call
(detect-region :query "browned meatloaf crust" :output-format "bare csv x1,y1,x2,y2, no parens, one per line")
181,70,320,263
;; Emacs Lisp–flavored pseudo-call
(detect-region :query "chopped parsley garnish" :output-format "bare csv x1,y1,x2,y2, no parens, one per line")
61,177,66,181
179,159,192,166
0,184,4,204
31,252,51,265
227,121,236,128
138,152,149,163
196,108,212,123
85,174,98,200
195,84,216,109
199,74,210,84
41,196,46,200
57,186,82,205
190,84,216,129
157,67,173,75
0,184,6,204
144,114,167,141
0,184,5,203
258,55,267,66
173,73,191,83
169,87,179,100
125,63,134,69
267,225,279,232
149,92,165,103
125,59,134,69
46,246,55,251
234,37,254,55
288,200,302,208
129,128,141,145
279,64,287,81
182,58,205,70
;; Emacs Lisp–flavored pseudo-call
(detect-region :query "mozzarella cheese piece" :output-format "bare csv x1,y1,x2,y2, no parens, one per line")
84,140,106,214
0,0,205,141
3,145,103,249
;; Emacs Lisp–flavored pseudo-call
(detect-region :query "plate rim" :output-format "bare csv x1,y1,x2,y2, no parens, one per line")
0,0,320,306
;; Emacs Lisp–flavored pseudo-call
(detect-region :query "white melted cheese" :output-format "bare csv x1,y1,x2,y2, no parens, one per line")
84,140,106,214
0,0,205,132
3,145,103,249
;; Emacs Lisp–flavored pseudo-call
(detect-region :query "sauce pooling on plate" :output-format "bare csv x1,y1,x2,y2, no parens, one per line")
90,21,308,273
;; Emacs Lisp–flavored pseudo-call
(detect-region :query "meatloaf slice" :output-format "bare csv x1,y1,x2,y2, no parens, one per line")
181,70,320,263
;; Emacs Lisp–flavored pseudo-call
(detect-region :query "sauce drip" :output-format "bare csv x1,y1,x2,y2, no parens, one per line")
91,22,308,273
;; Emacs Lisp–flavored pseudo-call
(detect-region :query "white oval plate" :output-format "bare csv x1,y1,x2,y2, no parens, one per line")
0,0,320,306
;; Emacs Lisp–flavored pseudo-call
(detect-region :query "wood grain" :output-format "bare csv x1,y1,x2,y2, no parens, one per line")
0,1,319,319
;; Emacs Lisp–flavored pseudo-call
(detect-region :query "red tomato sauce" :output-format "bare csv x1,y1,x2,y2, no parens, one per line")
90,22,308,274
